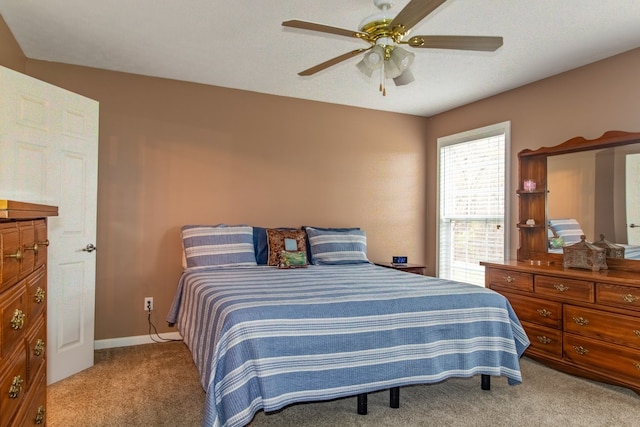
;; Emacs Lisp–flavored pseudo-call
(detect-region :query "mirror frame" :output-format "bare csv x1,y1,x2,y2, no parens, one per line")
517,130,640,272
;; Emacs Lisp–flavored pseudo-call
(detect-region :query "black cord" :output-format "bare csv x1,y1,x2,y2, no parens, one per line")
147,309,182,343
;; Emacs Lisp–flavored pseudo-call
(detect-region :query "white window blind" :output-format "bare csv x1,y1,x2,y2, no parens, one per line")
437,123,509,286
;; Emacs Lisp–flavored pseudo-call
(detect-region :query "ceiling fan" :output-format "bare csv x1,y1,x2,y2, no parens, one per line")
282,0,503,95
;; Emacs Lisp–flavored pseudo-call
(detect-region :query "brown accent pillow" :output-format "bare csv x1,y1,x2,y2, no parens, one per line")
266,229,307,266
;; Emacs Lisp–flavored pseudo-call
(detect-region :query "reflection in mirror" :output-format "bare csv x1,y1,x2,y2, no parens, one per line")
547,144,640,259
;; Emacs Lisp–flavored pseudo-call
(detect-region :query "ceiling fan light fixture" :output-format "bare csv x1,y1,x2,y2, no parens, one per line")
390,46,414,71
356,59,374,77
383,55,402,79
363,45,385,69
393,68,415,86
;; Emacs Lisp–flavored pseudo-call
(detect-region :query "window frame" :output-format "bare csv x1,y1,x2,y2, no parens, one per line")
435,121,511,282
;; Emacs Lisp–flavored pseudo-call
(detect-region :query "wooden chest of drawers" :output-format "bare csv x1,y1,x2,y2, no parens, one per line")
1,201,57,426
482,260,640,395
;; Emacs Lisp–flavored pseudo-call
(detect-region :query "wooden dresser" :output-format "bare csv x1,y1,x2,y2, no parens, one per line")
0,201,58,426
482,260,640,394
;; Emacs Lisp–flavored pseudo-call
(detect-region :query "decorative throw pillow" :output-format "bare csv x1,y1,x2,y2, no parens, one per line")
301,226,361,264
549,236,565,249
549,219,585,245
279,251,308,268
266,229,308,266
181,225,257,269
305,227,369,265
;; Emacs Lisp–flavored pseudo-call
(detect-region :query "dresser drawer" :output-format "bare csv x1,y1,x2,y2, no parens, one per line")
17,221,36,280
596,283,640,311
0,345,28,427
535,275,594,303
564,305,640,349
564,333,640,386
0,222,21,292
0,282,27,360
488,268,533,292
20,371,46,427
26,266,46,324
26,315,46,386
500,292,562,328
521,320,562,359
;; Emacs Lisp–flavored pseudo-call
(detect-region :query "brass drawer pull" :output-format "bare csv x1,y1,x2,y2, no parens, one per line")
9,375,23,398
634,330,640,338
35,405,45,425
505,275,515,283
34,338,45,357
634,362,640,371
35,287,45,304
11,309,26,330
537,308,552,317
573,317,589,326
621,294,639,303
5,248,22,261
573,346,589,355
554,283,570,292
24,243,39,254
536,335,552,344
25,240,50,255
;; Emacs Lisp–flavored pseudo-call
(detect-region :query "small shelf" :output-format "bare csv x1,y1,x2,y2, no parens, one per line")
517,223,545,229
516,189,546,195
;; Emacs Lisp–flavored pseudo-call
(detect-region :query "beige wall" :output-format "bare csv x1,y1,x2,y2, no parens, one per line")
0,16,26,73
426,47,640,266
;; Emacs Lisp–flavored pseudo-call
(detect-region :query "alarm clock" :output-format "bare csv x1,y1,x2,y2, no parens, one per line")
392,256,407,264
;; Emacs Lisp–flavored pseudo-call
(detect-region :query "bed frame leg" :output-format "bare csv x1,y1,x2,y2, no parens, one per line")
390,387,400,408
357,393,368,415
481,374,491,390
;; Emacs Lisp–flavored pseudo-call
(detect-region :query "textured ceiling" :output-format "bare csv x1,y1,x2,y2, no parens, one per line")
1,0,640,117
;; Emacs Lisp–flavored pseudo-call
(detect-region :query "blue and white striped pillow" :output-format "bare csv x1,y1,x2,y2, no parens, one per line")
306,227,369,265
181,225,257,269
548,219,584,245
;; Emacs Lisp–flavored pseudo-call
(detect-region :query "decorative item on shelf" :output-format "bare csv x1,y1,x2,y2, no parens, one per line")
523,179,536,192
592,234,625,259
562,235,607,271
525,218,535,225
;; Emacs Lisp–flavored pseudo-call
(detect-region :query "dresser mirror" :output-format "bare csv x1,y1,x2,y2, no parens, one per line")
517,131,640,271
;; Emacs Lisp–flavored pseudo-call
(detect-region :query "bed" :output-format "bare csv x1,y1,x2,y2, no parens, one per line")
167,262,529,427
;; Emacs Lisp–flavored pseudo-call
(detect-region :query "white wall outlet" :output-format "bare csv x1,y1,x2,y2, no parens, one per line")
144,297,154,312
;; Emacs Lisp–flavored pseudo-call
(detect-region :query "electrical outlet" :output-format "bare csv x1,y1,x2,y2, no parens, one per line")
144,297,154,312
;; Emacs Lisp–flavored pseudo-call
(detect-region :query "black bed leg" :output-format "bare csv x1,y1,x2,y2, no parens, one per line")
390,387,400,408
481,374,491,390
357,393,368,415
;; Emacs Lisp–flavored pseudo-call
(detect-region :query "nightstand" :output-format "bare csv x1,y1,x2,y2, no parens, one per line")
375,262,426,276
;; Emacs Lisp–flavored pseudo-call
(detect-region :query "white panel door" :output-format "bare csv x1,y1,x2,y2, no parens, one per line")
0,65,99,384
626,153,640,245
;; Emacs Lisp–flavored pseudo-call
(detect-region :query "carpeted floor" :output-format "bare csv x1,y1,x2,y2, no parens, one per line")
47,341,639,427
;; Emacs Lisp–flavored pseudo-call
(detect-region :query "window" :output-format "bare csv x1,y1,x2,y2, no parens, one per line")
437,122,510,286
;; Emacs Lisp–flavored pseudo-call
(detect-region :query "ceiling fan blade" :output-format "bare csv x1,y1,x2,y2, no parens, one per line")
282,20,367,39
298,48,371,76
407,35,503,51
389,0,447,33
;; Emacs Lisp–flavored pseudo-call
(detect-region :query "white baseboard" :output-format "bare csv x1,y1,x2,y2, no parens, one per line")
94,332,183,350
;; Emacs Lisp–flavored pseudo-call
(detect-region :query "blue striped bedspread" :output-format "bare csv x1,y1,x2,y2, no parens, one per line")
167,264,529,427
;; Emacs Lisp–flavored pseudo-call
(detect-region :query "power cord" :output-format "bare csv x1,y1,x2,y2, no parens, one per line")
146,305,182,343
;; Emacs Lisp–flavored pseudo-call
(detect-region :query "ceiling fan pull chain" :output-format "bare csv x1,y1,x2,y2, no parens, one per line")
380,63,386,96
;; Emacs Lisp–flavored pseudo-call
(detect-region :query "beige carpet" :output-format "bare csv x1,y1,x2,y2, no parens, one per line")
47,342,639,427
